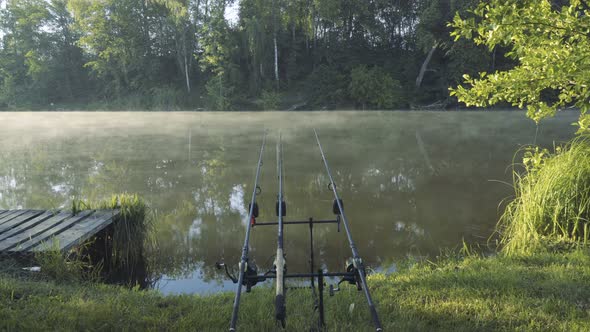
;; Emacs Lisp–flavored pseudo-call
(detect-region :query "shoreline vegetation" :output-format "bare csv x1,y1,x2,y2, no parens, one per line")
0,105,534,112
0,2,501,113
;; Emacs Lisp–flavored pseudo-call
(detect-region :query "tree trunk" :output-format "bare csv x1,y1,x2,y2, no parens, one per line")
273,0,279,90
274,35,279,89
415,44,437,89
183,23,191,93
491,46,497,72
184,53,191,93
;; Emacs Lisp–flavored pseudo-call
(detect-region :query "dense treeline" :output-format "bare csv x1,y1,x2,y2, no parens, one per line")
0,0,508,110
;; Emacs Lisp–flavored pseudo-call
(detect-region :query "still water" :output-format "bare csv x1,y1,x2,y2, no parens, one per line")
0,111,578,294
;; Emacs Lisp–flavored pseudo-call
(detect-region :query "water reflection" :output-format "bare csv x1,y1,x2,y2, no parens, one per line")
0,111,578,293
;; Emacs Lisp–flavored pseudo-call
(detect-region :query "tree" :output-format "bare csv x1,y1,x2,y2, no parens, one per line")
156,0,198,94
0,0,491,109
0,0,52,105
415,0,486,91
69,0,163,97
450,0,590,132
199,0,238,110
349,65,402,109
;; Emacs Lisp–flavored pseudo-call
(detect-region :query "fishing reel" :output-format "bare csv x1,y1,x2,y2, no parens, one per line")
215,260,265,292
329,258,363,296
243,261,263,292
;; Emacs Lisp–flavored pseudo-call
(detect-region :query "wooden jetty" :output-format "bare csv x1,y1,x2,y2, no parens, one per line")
0,209,120,254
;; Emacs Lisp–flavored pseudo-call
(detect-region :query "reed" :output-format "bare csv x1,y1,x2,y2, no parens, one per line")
72,193,152,284
499,136,590,255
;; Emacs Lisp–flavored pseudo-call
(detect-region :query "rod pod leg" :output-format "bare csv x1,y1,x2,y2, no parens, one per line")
318,269,325,329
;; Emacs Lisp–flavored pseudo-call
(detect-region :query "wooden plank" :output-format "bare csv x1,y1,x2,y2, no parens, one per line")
0,210,45,234
31,210,118,252
0,210,22,222
0,210,94,252
0,210,30,225
0,211,9,218
0,211,58,242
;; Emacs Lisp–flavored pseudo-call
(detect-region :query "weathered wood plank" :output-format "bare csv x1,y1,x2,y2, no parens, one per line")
30,210,118,252
0,210,30,225
0,210,23,222
0,211,9,218
0,210,45,234
0,210,94,252
0,211,58,242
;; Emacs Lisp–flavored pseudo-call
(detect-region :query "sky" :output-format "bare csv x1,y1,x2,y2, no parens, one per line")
225,0,240,26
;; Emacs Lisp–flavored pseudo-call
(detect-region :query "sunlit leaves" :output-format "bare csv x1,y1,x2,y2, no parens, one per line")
449,0,590,132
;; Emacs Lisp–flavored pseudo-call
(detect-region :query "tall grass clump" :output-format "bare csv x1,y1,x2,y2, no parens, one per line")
34,241,102,282
72,193,152,285
499,136,590,255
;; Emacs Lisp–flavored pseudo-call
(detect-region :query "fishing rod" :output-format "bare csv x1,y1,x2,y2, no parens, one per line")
313,129,383,332
274,133,287,327
229,132,267,332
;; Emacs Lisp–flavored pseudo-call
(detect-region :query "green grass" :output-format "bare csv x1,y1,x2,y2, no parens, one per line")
2,249,590,331
499,137,590,255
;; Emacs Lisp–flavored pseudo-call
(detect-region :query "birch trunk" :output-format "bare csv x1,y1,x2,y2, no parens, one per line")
274,35,279,89
415,44,437,88
273,0,279,90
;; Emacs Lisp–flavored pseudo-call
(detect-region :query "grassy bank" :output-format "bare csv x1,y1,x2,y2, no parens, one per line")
2,249,590,331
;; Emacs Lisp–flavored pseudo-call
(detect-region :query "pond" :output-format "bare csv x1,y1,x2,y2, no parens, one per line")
0,111,578,294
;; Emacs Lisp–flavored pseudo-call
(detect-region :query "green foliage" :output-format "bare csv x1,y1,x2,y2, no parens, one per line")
0,0,492,109
349,65,402,109
0,0,50,106
305,65,347,108
257,89,281,110
150,86,185,111
450,0,590,132
499,137,590,255
205,75,234,111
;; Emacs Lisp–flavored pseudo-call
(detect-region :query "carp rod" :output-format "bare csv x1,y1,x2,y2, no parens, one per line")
313,129,383,332
274,133,286,327
229,132,267,332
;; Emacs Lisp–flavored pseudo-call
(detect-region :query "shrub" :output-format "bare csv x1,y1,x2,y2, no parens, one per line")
257,89,281,110
305,65,347,108
349,65,402,109
205,75,234,111
150,85,185,111
499,137,590,255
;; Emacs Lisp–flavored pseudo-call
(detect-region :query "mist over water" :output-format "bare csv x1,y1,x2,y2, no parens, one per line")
0,111,578,294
